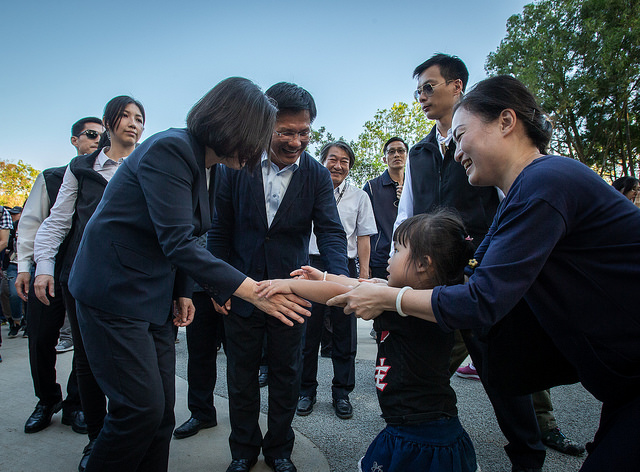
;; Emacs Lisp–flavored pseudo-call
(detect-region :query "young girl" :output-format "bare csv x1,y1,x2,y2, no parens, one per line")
258,210,478,472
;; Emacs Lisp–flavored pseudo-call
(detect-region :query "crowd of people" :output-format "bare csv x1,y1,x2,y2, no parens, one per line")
1,52,638,472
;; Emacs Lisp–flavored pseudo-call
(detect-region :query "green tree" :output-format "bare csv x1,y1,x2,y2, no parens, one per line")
310,102,434,187
486,0,640,179
0,159,40,207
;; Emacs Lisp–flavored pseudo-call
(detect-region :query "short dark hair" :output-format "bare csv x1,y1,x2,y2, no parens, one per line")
103,96,145,133
612,176,639,194
454,75,553,154
71,117,102,137
319,141,355,169
383,137,408,155
265,82,317,123
393,209,475,288
187,77,277,169
413,53,469,92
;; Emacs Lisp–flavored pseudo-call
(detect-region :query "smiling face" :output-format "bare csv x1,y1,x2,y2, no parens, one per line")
452,106,505,187
323,146,351,188
110,103,144,147
270,110,311,170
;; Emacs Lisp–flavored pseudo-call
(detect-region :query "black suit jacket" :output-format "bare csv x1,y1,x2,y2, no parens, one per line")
68,128,246,325
208,151,349,318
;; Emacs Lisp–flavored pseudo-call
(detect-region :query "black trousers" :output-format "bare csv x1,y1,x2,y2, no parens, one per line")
300,302,356,400
224,307,305,460
27,278,80,412
184,291,220,423
300,256,357,400
76,301,175,472
62,284,106,440
461,329,546,469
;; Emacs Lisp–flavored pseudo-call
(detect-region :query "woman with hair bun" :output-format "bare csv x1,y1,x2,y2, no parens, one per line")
328,75,640,471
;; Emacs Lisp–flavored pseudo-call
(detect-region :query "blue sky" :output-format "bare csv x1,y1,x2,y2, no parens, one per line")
0,0,532,171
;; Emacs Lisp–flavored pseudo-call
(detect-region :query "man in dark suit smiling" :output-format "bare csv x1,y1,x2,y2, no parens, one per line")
209,82,349,472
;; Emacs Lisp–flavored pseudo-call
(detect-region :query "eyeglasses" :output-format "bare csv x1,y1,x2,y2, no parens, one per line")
273,129,311,140
78,129,103,140
413,80,453,101
386,148,406,156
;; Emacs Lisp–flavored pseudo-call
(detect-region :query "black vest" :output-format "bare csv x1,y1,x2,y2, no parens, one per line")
59,151,109,282
409,126,499,242
42,165,70,280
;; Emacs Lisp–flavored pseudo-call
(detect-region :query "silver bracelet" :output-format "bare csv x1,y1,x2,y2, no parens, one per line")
396,286,412,317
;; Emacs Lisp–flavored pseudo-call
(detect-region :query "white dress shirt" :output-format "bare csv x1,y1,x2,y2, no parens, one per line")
261,153,300,227
309,180,377,258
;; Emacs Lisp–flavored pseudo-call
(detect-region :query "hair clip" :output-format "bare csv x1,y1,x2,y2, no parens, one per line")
468,259,478,269
465,235,473,241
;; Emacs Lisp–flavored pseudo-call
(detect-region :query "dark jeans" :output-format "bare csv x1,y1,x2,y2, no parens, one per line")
77,301,175,472
27,277,80,412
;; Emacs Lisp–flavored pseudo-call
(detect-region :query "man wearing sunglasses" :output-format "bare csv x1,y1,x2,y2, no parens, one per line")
363,137,408,281
16,117,103,436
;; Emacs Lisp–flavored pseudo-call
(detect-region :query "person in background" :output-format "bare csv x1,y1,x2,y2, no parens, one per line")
16,117,103,440
611,176,639,203
297,141,376,420
1,206,24,338
34,99,144,471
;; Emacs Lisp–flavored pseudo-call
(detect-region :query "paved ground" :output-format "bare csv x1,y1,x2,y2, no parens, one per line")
1,318,601,471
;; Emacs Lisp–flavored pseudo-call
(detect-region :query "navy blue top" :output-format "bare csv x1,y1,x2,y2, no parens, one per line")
363,169,399,268
433,155,640,403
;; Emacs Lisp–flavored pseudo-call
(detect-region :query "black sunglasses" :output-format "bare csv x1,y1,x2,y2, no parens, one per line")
78,129,102,140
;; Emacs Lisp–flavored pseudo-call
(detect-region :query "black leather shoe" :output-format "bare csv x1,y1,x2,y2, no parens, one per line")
173,416,217,439
296,395,316,416
265,457,297,472
226,457,258,472
78,439,96,472
332,398,353,419
258,371,268,388
542,427,585,456
24,401,63,433
62,410,88,434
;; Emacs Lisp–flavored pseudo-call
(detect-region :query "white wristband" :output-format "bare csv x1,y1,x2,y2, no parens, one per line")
396,286,412,317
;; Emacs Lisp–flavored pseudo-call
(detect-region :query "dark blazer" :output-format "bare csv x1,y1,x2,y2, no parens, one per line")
68,128,246,325
208,151,349,318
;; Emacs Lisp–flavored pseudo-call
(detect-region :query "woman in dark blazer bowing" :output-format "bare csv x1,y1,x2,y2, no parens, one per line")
68,77,311,472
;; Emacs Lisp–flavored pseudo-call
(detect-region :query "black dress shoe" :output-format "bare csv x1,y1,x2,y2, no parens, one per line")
258,371,268,388
226,457,258,472
24,401,63,433
542,427,585,456
62,410,88,434
265,457,297,472
78,439,96,472
332,398,353,419
173,416,217,439
296,395,316,416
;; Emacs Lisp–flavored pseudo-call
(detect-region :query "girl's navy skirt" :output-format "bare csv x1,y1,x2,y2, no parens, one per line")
358,416,477,472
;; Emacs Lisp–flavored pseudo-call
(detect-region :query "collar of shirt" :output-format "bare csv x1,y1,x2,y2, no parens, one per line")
381,169,396,186
436,127,453,159
260,152,300,175
334,179,348,197
96,148,125,169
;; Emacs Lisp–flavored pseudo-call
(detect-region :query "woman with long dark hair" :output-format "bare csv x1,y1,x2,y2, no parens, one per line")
328,75,640,471
67,77,310,472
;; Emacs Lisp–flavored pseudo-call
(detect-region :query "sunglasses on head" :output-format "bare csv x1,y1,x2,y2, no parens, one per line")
78,129,102,140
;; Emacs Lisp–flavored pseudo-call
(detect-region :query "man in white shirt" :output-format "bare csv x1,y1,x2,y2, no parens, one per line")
17,117,103,435
297,141,377,420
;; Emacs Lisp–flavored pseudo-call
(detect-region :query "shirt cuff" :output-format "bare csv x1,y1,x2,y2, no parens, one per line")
34,260,55,278
431,286,455,333
17,261,32,273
